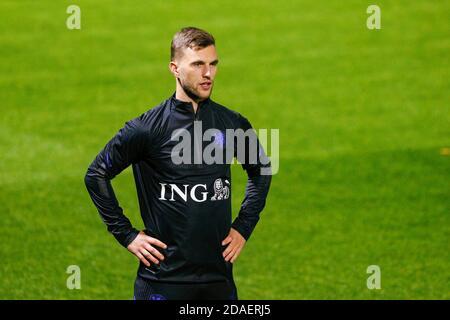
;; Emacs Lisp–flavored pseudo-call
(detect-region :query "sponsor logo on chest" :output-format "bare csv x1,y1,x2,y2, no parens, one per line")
158,178,230,203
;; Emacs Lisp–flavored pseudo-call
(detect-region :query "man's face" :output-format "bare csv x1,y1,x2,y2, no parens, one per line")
172,45,218,101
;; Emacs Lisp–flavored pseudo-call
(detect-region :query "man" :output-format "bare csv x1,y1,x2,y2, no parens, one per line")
84,27,272,300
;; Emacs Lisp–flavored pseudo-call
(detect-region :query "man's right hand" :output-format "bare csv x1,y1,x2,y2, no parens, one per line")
127,231,167,267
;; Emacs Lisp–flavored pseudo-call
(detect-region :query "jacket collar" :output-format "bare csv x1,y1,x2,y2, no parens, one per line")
169,92,211,113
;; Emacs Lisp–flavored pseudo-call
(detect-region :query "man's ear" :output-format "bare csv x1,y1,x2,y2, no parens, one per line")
169,61,179,78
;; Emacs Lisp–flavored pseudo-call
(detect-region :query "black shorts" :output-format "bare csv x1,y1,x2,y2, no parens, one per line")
133,275,238,300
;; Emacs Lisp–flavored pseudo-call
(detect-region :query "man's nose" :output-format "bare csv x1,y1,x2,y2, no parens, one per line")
203,65,212,78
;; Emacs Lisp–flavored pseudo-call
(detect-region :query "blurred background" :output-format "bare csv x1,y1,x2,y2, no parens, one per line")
0,0,448,299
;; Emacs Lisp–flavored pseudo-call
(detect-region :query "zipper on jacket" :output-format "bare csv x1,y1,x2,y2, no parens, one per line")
193,105,201,121
193,104,202,165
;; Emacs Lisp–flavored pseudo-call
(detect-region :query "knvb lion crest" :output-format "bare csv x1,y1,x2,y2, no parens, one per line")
210,178,230,201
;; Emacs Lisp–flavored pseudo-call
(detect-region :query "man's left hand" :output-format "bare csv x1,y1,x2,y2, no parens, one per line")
222,228,246,263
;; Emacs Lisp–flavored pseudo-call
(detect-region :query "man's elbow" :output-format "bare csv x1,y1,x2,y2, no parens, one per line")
84,168,94,190
84,164,102,189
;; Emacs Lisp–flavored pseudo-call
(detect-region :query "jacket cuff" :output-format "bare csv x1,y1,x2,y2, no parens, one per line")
115,228,140,248
231,218,253,241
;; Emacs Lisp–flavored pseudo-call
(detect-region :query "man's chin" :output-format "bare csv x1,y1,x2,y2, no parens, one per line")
197,90,212,101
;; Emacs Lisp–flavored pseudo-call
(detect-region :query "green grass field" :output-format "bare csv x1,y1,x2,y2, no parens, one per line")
0,0,448,299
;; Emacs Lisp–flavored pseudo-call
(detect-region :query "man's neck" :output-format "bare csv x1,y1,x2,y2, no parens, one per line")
175,84,202,113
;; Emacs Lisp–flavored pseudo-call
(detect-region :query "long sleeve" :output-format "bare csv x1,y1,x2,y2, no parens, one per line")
84,117,151,248
231,115,272,240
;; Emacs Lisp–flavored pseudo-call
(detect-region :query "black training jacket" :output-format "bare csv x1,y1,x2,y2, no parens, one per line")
84,93,272,283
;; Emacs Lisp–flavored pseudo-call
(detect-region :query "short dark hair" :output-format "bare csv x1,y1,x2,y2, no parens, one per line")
171,27,215,61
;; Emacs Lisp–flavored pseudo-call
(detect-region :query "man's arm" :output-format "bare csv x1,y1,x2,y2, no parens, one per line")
222,114,272,263
84,117,149,248
84,116,167,267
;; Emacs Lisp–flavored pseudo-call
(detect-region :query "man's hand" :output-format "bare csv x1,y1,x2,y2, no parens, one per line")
127,231,167,267
222,228,246,263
